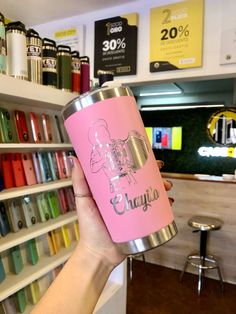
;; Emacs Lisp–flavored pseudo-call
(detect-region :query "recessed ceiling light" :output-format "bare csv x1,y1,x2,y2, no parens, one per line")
139,90,182,97
140,104,224,111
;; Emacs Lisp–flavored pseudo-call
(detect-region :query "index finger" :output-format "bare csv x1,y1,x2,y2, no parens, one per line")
69,156,91,196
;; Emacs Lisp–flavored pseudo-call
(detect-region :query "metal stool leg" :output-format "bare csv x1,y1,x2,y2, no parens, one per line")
128,254,146,281
216,265,224,293
198,267,203,296
141,253,146,263
180,257,189,282
128,256,133,281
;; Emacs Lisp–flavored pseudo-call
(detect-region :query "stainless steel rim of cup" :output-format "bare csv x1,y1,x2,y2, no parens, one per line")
61,85,133,120
117,221,178,255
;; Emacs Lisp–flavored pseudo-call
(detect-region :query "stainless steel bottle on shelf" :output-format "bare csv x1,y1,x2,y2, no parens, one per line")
26,29,42,84
0,12,6,74
71,51,81,94
6,21,28,80
42,38,57,88
57,45,72,91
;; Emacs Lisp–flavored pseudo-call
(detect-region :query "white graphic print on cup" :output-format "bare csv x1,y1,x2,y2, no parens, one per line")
89,119,149,193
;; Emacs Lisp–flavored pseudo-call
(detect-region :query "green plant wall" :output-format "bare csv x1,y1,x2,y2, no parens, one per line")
140,107,236,175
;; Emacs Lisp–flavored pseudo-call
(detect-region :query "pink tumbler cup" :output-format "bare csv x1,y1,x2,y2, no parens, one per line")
62,86,177,254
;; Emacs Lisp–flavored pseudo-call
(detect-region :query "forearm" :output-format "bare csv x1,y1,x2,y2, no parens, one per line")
31,244,113,314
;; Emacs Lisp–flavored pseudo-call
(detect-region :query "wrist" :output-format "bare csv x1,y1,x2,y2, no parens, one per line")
71,242,115,275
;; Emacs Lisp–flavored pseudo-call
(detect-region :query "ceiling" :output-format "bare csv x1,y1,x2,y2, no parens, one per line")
0,0,138,25
130,78,234,97
130,78,235,108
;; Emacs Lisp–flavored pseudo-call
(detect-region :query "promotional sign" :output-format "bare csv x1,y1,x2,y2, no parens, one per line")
94,13,138,77
150,0,204,72
219,0,236,64
220,29,236,64
54,25,85,55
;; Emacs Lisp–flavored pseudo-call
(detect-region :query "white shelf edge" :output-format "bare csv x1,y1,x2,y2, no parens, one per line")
0,74,76,110
0,211,77,253
94,282,123,313
0,143,73,152
0,242,77,301
0,178,72,201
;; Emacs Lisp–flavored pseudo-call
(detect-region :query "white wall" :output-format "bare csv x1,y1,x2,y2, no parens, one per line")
32,0,236,86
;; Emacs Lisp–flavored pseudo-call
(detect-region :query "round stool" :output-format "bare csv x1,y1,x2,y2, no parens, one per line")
180,216,224,295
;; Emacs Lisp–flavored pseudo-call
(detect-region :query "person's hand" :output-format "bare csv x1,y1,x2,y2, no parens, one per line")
70,157,174,270
70,156,125,270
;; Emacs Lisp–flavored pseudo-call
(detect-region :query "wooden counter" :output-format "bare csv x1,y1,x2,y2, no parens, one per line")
143,172,236,284
162,172,236,183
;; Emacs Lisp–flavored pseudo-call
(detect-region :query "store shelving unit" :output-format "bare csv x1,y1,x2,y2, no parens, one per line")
0,74,127,314
0,211,77,253
0,242,77,301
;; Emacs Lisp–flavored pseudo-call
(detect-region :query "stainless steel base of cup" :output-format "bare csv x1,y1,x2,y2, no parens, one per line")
117,221,178,255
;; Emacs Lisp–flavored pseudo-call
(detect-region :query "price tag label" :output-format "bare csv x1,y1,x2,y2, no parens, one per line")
150,0,204,72
94,13,138,77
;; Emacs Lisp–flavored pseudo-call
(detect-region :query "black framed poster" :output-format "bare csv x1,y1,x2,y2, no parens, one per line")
94,13,138,77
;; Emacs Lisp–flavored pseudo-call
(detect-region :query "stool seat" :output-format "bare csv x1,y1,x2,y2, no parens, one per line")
188,216,222,231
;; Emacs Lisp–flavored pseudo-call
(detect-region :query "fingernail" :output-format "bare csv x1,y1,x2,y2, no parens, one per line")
167,180,173,188
68,156,74,168
169,197,175,204
157,160,164,168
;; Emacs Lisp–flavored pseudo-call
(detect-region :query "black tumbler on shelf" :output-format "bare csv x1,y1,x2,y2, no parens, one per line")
97,69,114,87
57,45,72,92
42,38,57,88
26,29,42,84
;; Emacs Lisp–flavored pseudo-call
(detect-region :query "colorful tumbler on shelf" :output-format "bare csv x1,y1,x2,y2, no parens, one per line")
26,29,42,84
6,21,28,80
62,85,177,255
80,56,90,94
42,38,57,88
0,12,6,74
71,51,81,94
57,45,72,92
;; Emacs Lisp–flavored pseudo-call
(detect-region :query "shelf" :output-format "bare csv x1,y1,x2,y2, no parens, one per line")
0,74,76,110
0,242,77,301
0,211,77,253
0,178,72,201
0,143,73,153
